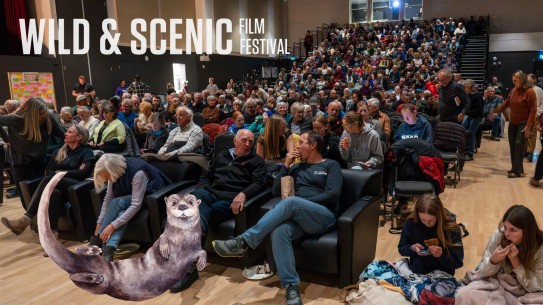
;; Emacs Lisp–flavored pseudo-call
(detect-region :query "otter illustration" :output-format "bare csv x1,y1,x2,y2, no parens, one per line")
38,172,206,301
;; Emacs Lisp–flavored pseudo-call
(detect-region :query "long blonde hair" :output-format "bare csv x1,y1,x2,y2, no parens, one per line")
55,125,89,163
15,97,51,142
93,154,127,191
261,114,286,160
410,194,461,252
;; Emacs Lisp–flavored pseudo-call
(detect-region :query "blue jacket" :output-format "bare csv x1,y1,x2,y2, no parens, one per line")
392,117,433,144
118,111,138,130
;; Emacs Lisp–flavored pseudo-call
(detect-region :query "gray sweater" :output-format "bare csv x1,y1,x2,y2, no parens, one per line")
340,124,384,169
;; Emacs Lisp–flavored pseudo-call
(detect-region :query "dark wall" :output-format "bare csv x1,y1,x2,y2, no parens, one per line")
195,55,274,90
487,51,539,96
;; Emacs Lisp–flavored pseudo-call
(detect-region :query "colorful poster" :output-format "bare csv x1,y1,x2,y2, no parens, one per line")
8,72,56,107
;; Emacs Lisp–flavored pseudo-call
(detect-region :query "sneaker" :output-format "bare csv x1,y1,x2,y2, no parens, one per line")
170,264,198,293
285,284,303,305
465,155,474,161
212,236,248,257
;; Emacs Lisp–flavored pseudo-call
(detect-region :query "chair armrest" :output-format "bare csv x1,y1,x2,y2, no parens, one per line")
19,177,44,210
91,188,106,218
260,197,282,216
337,195,381,286
146,180,198,241
234,187,273,234
66,179,96,239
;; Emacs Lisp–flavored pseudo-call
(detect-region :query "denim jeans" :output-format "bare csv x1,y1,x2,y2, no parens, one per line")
98,195,132,248
241,196,336,287
462,116,483,155
490,115,502,137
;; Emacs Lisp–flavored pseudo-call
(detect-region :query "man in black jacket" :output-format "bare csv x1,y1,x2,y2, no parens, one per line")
170,129,266,293
461,79,484,160
437,69,470,123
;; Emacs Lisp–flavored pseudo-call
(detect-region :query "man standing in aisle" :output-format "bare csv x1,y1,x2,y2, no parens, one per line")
437,69,470,123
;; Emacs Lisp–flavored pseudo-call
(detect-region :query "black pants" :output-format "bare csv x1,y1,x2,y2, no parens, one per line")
24,175,81,231
304,45,311,57
11,161,47,209
508,123,526,175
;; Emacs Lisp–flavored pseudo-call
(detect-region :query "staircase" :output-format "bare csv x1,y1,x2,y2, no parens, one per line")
460,35,488,91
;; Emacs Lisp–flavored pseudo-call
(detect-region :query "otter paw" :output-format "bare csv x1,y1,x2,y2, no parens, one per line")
75,245,102,256
159,242,169,259
196,250,207,271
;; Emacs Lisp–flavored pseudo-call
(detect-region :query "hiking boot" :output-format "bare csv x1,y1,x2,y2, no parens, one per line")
170,263,198,293
102,245,116,262
285,284,303,305
1,215,31,235
212,236,248,257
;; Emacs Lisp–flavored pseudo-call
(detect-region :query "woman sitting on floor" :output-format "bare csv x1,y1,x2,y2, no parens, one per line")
398,193,464,276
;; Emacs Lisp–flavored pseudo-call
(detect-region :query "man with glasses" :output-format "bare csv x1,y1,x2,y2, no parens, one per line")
437,69,470,123
117,99,138,130
157,106,203,159
170,129,266,293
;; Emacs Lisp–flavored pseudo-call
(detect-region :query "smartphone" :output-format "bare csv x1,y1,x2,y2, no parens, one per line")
419,248,430,254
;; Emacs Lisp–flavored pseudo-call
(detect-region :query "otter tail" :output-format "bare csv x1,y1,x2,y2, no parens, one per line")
37,172,90,274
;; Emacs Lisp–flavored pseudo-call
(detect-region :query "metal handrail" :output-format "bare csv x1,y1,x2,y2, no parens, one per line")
485,14,491,84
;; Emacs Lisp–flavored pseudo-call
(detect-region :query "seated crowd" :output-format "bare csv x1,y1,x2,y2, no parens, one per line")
2,15,543,305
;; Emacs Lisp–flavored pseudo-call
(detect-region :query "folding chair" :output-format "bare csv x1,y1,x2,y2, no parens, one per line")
382,138,443,233
433,122,468,188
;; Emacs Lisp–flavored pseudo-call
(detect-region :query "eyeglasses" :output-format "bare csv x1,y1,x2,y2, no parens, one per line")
499,225,520,234
342,123,354,128
176,113,189,117
239,138,254,145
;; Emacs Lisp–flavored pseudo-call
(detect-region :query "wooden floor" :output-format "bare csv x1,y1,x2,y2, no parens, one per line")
0,132,541,305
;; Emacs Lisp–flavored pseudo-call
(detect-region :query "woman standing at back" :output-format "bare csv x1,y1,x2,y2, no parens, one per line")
492,70,537,178
0,97,65,208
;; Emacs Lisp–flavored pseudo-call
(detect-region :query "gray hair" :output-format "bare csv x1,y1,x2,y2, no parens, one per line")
290,102,304,114
122,99,133,107
276,101,288,110
60,106,73,116
94,154,127,191
176,105,193,118
366,98,380,107
77,106,90,113
4,99,21,113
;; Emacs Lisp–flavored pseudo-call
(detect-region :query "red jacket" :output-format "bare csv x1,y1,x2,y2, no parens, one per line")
419,156,445,193
426,81,438,97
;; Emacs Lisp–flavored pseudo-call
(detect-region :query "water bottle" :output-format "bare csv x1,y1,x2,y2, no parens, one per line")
534,151,539,162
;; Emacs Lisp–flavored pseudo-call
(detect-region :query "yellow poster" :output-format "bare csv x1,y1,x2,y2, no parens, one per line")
8,72,56,107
